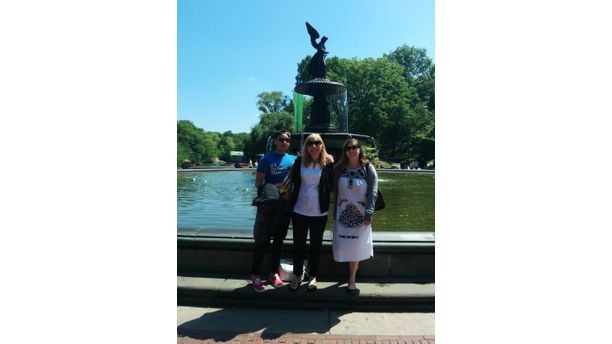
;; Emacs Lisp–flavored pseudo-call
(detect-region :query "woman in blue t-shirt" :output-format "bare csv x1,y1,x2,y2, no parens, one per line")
250,130,296,292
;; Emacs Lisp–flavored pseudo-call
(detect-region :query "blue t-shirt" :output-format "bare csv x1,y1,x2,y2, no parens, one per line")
257,152,297,184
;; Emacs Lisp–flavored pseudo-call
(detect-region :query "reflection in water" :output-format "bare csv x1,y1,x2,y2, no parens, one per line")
178,171,434,233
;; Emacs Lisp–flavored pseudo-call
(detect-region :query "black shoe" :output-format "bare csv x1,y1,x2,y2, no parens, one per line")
288,278,301,291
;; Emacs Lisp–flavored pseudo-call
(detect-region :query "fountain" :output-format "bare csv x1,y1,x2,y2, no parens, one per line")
290,22,376,159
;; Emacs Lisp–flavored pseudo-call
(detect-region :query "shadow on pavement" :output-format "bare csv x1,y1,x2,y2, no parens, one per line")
178,305,342,341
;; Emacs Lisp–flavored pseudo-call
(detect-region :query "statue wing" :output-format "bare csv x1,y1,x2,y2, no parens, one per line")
306,22,320,40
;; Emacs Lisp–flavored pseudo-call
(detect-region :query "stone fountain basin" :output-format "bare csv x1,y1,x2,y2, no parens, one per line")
295,78,346,96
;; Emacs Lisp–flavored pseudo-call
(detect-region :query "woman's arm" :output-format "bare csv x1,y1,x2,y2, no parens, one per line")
255,172,266,188
364,163,378,222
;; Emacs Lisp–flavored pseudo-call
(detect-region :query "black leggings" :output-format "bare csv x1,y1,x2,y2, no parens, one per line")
250,208,291,276
291,212,328,278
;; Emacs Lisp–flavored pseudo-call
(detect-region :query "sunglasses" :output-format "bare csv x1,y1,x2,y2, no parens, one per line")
345,145,360,151
277,138,291,143
306,141,322,147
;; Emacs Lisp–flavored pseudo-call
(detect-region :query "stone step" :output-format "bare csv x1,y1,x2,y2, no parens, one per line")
178,274,434,312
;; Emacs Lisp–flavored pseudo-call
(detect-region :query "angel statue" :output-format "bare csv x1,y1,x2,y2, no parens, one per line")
306,22,328,79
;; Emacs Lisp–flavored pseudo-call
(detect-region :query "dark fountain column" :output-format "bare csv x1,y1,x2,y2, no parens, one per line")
292,22,375,159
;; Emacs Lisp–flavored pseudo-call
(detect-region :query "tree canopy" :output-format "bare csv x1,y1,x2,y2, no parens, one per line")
244,92,294,160
177,44,435,166
177,120,248,166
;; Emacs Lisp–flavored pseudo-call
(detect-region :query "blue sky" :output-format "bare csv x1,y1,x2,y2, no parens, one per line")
178,0,434,133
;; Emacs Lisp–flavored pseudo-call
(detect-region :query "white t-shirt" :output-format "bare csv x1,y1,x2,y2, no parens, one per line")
293,164,328,217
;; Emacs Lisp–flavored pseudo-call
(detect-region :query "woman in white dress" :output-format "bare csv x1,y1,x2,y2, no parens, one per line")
332,138,378,295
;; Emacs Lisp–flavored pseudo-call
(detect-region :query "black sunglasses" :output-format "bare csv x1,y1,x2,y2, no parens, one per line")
345,145,360,151
306,141,322,147
277,138,291,143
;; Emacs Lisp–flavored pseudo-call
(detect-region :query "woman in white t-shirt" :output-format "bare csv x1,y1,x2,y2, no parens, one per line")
287,133,334,291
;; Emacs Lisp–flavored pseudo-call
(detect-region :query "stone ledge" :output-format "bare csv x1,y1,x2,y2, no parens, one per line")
178,231,434,254
178,231,434,280
178,275,434,312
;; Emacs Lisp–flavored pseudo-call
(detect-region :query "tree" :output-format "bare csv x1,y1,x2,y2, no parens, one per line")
177,120,220,165
245,93,294,160
256,91,292,114
385,45,435,112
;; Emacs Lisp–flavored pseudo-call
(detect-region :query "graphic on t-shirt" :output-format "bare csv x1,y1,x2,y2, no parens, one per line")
270,164,290,176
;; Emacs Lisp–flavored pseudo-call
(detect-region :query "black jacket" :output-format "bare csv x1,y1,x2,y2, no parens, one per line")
252,183,281,207
288,156,334,213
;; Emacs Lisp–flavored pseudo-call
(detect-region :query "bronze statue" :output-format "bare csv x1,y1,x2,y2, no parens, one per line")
306,22,328,79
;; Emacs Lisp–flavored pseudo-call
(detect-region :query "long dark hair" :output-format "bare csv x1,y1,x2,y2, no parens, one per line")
334,138,369,175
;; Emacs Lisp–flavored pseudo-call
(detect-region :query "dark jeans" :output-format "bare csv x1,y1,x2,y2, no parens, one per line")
251,206,291,276
291,212,328,278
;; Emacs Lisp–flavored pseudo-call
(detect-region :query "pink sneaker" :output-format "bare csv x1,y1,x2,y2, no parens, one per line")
268,273,283,288
252,277,265,293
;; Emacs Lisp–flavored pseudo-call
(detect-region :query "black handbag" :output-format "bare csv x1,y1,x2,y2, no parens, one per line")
374,188,385,211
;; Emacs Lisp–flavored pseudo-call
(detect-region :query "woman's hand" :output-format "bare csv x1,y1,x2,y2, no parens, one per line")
325,155,334,164
363,219,371,226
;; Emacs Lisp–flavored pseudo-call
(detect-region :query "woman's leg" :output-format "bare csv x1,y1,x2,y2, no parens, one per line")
270,209,291,276
291,213,308,279
251,240,269,278
251,207,268,279
348,261,359,288
307,215,328,279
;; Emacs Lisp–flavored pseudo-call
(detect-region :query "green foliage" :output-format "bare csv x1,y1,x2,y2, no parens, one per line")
361,145,379,165
362,145,393,168
244,92,294,160
256,91,292,114
177,120,248,166
385,44,435,112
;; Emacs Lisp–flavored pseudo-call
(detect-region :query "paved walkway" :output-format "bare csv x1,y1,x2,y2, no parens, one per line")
178,306,434,343
178,333,434,343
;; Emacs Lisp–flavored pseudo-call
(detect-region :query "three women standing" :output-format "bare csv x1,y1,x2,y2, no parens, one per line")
251,134,378,296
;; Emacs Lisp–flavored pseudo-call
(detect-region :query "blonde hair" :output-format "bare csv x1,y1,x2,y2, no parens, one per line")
301,133,329,168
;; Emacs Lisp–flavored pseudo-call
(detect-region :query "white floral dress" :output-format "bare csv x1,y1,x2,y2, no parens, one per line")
332,167,373,262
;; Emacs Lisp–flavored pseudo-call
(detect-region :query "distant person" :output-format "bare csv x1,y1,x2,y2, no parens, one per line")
332,138,378,296
287,134,334,292
254,161,258,169
248,159,253,168
250,130,296,292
